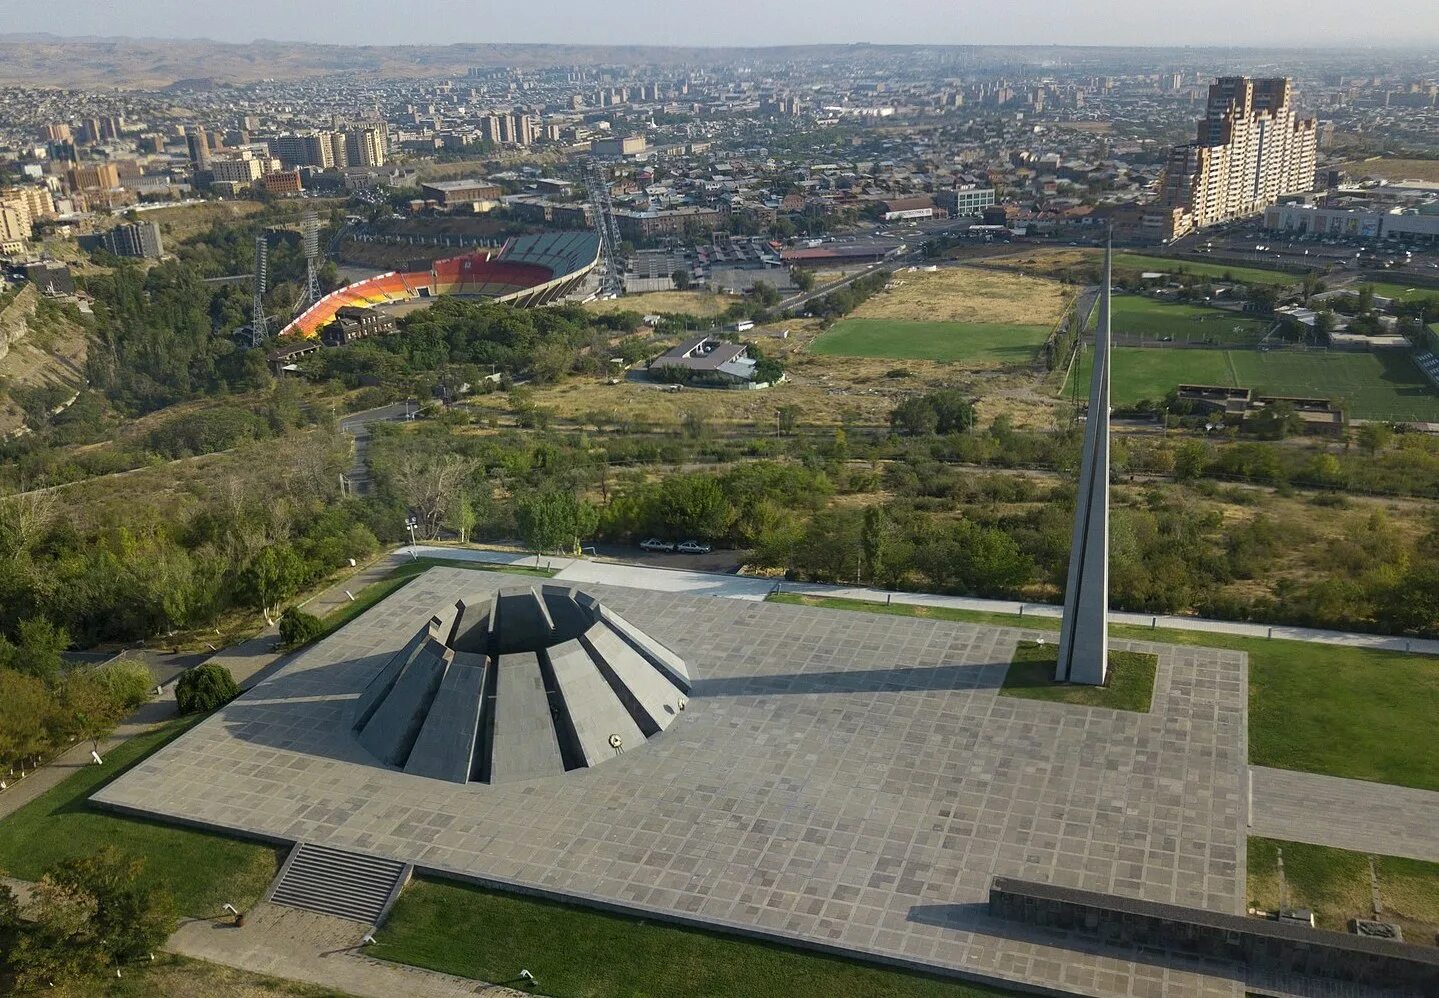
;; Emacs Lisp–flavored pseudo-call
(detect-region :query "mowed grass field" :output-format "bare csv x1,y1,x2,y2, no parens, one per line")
1066,346,1439,420
811,317,1053,363
1092,295,1273,344
1362,280,1439,304
985,248,1300,286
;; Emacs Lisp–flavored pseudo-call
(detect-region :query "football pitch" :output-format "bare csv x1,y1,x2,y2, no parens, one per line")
810,317,1052,363
1065,346,1439,421
1089,295,1273,344
1111,253,1300,287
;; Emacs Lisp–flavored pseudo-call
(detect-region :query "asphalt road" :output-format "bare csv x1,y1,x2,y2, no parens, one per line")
584,542,752,575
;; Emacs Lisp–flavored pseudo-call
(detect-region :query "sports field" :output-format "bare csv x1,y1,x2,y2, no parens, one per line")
1066,346,1439,421
987,248,1300,287
1362,281,1439,304
1091,295,1273,344
1113,253,1300,286
811,317,1052,363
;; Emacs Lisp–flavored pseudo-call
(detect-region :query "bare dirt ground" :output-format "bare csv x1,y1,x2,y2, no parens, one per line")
849,266,1069,327
135,201,266,243
0,287,90,437
583,290,738,318
1345,158,1439,184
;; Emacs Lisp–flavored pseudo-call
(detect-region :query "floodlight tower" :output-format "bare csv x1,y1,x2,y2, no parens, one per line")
250,234,268,348
583,159,624,296
301,209,323,309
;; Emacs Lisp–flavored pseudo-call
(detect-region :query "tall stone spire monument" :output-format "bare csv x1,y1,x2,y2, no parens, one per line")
1056,235,1113,685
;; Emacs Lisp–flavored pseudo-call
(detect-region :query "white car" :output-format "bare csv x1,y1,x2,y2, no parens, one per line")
639,538,675,553
677,540,712,554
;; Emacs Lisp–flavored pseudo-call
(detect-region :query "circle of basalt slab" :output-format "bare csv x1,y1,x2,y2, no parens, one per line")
352,585,691,784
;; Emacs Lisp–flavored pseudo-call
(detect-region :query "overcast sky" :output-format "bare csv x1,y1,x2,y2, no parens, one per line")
15,0,1439,48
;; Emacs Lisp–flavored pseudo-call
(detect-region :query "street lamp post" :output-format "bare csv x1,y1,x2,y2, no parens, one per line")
405,515,419,549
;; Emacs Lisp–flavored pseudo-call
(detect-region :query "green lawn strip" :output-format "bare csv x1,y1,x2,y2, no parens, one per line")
1002,640,1156,712
1092,295,1270,344
1227,350,1439,423
1066,346,1235,403
811,317,1051,363
1247,837,1439,938
0,714,280,917
1065,346,1439,421
768,594,1439,791
373,876,1016,998
1363,281,1439,304
1111,253,1299,286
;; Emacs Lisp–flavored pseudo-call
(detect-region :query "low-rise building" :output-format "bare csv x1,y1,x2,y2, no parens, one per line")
322,305,397,346
649,335,757,385
420,179,502,207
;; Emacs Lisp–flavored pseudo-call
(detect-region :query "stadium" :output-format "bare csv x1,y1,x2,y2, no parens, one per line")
282,231,600,338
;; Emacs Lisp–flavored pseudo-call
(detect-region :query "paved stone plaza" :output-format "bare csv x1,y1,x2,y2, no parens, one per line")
97,568,1252,997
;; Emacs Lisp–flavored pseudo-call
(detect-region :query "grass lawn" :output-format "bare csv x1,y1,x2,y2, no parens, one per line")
1228,350,1439,422
1111,252,1300,286
810,317,1051,363
767,594,1439,792
1091,295,1272,345
92,953,347,998
1361,281,1439,305
374,877,1016,998
1247,837,1439,940
1002,640,1156,712
1065,346,1439,421
0,715,280,916
1064,346,1234,405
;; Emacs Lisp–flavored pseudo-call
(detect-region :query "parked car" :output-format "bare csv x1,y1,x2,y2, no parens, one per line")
639,538,676,552
677,540,712,554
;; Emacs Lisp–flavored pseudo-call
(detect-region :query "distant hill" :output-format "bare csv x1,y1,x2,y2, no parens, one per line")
0,35,1283,88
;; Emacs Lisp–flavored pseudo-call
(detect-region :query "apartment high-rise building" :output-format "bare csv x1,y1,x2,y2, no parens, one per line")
185,127,212,170
345,127,386,167
1157,76,1317,240
329,131,350,169
98,221,164,259
271,133,335,169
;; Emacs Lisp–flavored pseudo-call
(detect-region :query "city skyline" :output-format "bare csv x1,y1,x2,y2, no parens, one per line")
8,0,1439,49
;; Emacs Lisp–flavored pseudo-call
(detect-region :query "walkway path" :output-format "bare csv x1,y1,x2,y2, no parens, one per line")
402,544,1439,657
1249,767,1439,864
0,551,395,822
0,689,177,822
168,902,526,998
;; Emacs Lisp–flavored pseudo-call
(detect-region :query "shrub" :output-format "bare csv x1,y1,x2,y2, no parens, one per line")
174,663,239,715
278,607,326,649
92,657,155,711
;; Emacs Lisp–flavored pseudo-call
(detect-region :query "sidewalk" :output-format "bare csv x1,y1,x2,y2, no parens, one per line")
168,902,527,998
0,552,399,822
0,688,177,822
403,543,1439,657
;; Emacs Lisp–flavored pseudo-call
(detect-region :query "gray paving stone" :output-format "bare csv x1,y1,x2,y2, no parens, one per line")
96,568,1253,998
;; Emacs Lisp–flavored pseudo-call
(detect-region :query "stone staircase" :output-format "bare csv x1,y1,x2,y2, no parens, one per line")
267,842,410,924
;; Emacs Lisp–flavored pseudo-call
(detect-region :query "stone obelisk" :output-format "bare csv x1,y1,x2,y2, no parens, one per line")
1056,235,1112,685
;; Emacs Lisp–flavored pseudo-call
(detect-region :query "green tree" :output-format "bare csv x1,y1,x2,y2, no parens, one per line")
516,490,598,556
1356,422,1393,456
1174,440,1209,483
61,669,127,756
751,280,780,308
175,663,239,714
890,397,938,436
51,848,175,962
240,544,306,616
671,268,692,291
279,607,325,649
656,475,734,541
0,617,70,682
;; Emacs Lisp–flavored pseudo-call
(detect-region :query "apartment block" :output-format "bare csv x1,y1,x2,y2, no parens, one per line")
1158,77,1317,240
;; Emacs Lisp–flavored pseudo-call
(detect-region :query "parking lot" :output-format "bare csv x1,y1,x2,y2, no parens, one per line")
586,542,753,576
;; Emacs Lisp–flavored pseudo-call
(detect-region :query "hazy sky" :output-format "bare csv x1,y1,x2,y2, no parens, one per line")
17,0,1439,48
